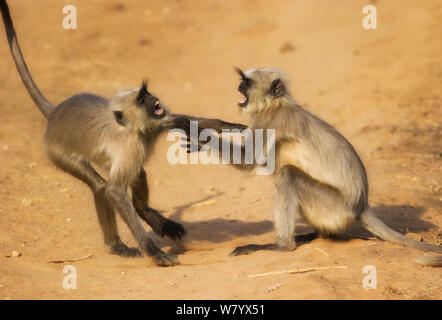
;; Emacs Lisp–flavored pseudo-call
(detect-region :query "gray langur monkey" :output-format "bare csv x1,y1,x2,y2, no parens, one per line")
0,0,244,267
189,67,442,267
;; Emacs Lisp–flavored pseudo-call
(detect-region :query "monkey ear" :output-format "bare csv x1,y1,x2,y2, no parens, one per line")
234,67,247,80
140,79,148,91
137,80,149,105
113,111,126,126
270,79,285,97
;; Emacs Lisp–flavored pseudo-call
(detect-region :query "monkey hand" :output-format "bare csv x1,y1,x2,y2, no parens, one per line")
180,136,206,153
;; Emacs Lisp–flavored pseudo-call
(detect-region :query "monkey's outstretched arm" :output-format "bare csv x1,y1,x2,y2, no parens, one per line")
218,134,257,171
168,113,255,170
193,117,248,133
183,130,257,171
167,113,258,171
169,113,247,133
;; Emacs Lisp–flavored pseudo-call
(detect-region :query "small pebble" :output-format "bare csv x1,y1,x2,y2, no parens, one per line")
205,186,218,195
266,282,283,292
22,198,33,206
195,200,216,207
11,251,21,257
279,41,295,53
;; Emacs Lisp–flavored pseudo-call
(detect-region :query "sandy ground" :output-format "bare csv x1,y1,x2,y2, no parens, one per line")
0,0,441,299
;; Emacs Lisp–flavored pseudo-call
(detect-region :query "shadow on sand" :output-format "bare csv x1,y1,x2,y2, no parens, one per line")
153,197,438,246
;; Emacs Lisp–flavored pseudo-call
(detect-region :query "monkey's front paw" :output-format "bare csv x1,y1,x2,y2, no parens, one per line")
161,219,186,240
152,251,180,267
180,136,205,153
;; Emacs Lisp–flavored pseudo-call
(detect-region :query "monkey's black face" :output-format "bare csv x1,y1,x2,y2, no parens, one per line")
137,80,166,119
236,68,252,108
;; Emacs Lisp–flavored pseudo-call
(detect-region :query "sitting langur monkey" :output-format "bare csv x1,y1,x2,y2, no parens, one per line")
0,0,244,267
190,67,442,266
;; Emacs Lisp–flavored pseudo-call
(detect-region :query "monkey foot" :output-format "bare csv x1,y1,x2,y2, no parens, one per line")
110,242,142,258
144,207,186,240
167,240,187,255
230,243,278,256
161,219,186,240
152,251,179,267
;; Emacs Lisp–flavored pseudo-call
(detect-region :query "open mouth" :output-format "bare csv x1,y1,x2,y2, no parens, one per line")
154,106,164,116
153,101,165,118
238,91,248,107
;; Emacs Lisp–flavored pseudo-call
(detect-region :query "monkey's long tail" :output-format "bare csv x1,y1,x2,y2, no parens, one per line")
361,208,442,266
0,0,54,119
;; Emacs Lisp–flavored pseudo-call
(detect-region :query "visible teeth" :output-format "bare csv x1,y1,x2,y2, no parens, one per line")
239,93,247,104
154,108,164,115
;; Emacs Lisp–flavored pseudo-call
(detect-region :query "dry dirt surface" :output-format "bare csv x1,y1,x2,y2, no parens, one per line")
0,0,441,299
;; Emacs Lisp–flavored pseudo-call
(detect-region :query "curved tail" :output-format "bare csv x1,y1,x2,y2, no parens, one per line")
415,255,442,267
0,0,54,118
361,208,442,265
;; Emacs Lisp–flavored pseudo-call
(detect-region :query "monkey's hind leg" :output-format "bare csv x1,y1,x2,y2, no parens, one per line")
231,165,305,256
105,184,179,266
131,169,186,242
94,187,141,258
47,150,141,257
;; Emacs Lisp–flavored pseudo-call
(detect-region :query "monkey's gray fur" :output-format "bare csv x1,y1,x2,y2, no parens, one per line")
194,67,442,266
1,0,245,267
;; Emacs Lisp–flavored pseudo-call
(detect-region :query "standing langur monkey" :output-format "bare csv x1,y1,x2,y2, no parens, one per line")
190,67,442,266
0,1,244,267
